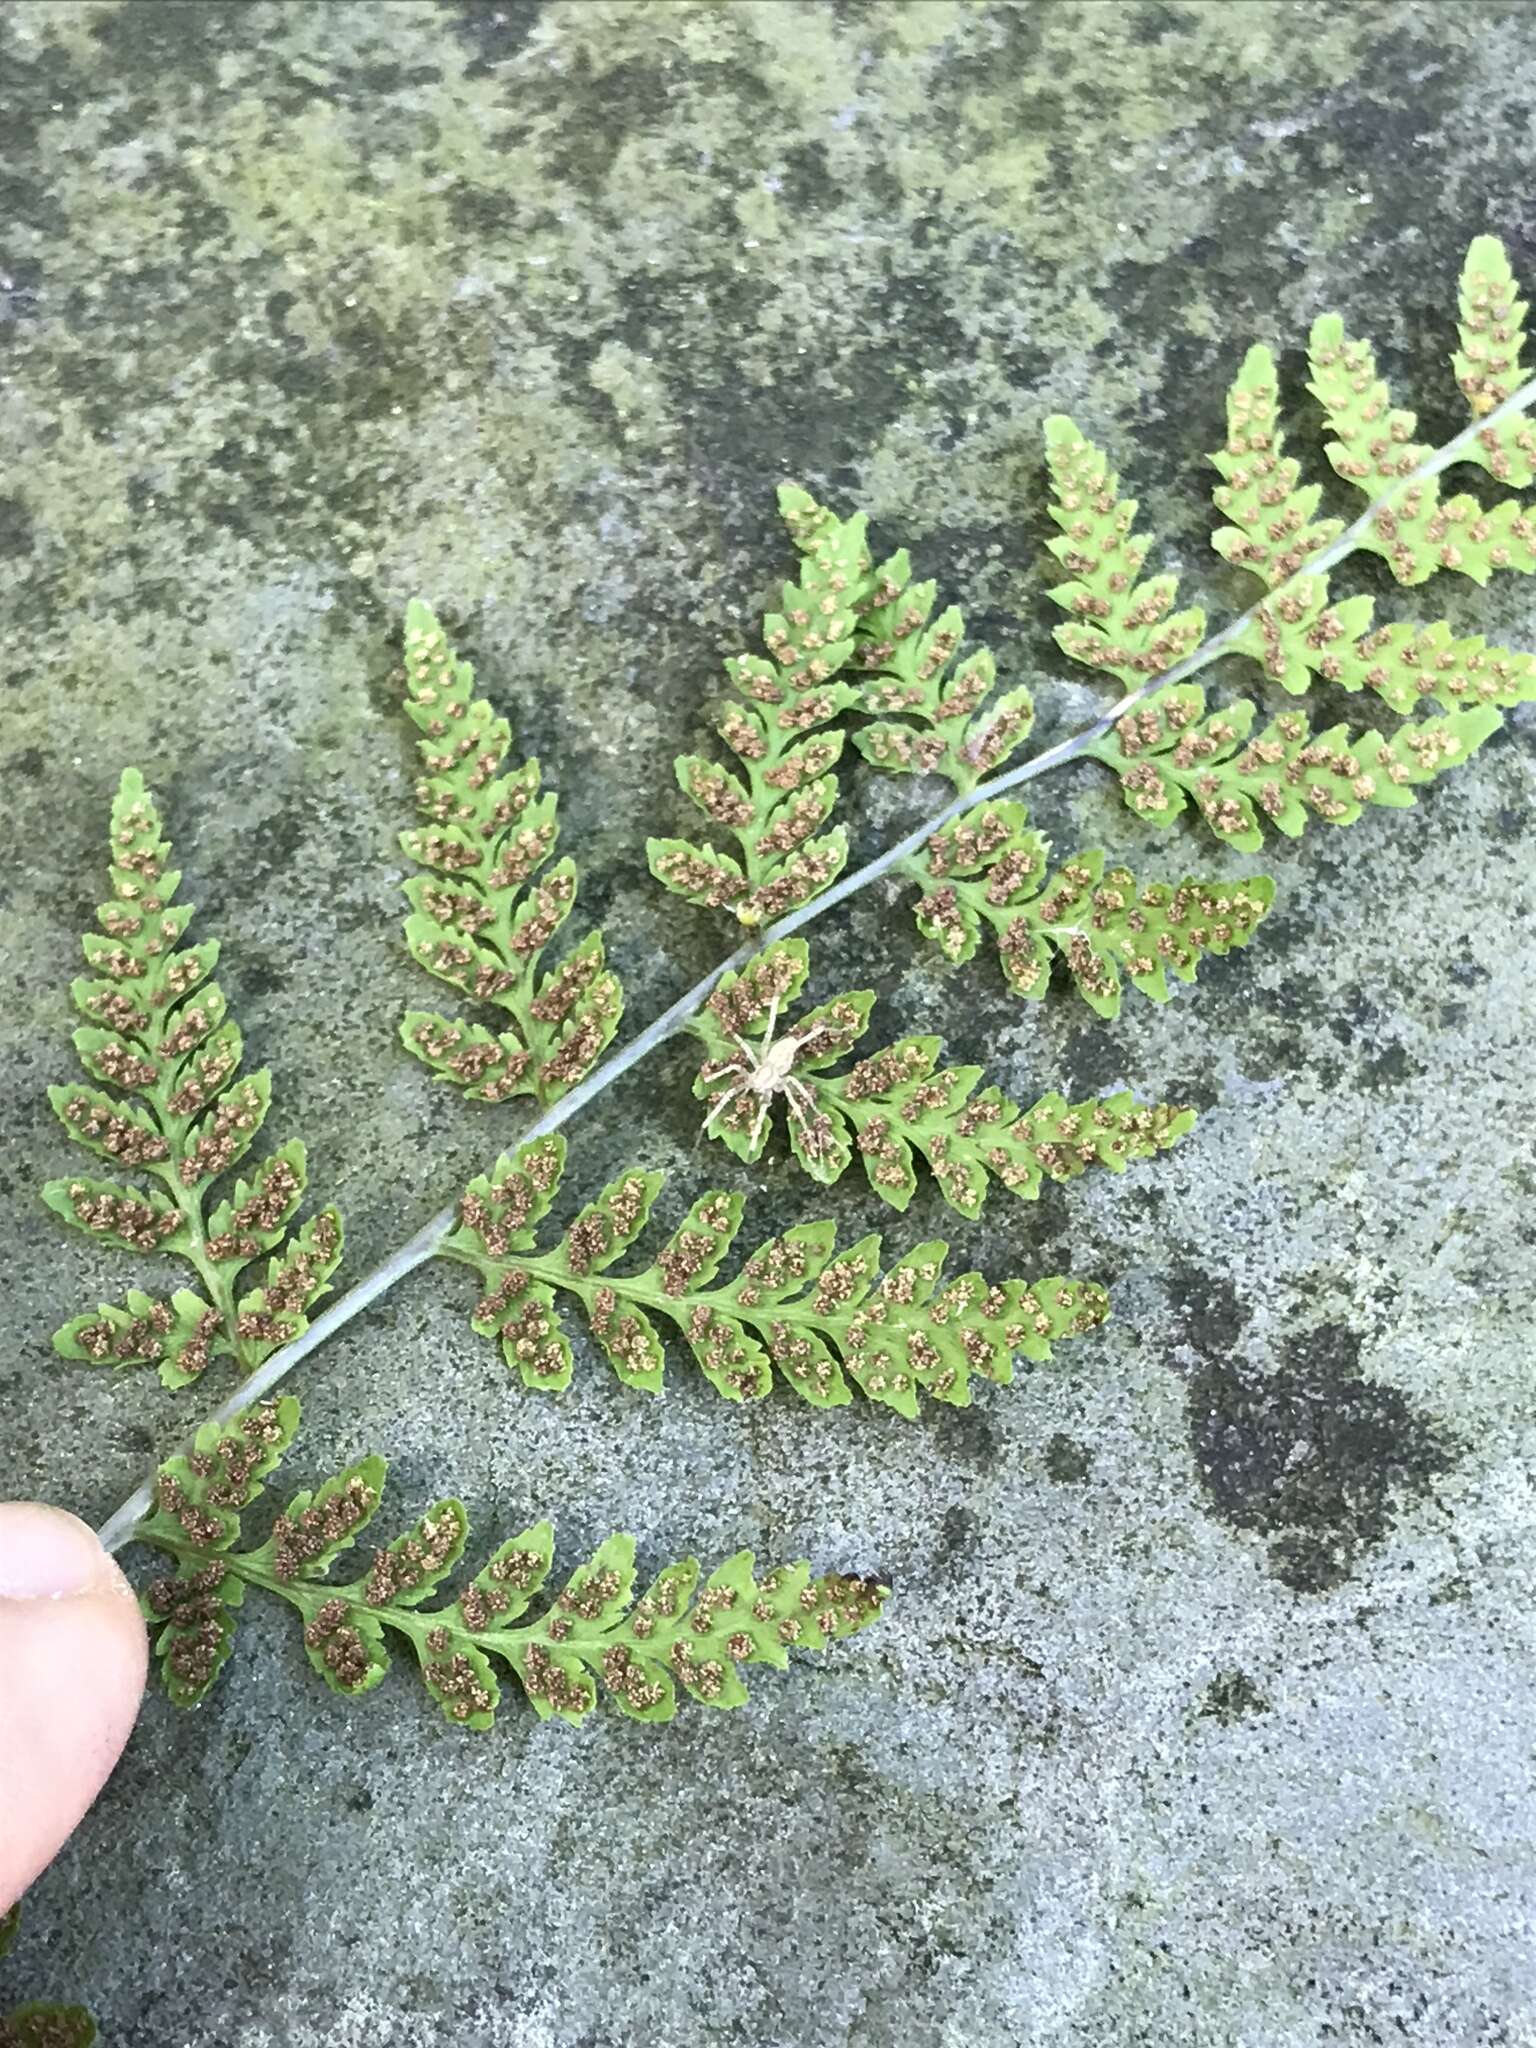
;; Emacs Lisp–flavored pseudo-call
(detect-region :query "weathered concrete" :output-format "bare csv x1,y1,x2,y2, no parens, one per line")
2,3,1533,2042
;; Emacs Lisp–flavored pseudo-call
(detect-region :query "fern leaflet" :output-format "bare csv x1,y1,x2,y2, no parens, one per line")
43,771,342,1391
400,602,623,1105
439,1135,1108,1415
1456,233,1536,484
647,488,884,926
1045,416,1207,689
899,798,1273,1015
688,938,1192,1213
1085,685,1503,850
845,536,1035,791
134,1398,885,1726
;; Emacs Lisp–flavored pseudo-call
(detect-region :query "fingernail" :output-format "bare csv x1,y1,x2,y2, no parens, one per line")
0,1504,108,1600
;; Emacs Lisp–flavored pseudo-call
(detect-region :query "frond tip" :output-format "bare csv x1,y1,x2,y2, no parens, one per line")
1456,234,1536,483
399,602,623,1106
42,769,343,1393
438,1134,1109,1414
1308,312,1536,587
133,1398,887,1726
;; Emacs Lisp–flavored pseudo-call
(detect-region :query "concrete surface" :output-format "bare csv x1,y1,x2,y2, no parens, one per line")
1,3,1533,2042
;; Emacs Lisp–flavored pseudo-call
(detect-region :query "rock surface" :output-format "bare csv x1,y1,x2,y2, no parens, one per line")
2,3,1533,2043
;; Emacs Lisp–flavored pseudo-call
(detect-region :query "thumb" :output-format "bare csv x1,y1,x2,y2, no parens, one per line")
0,1504,148,1910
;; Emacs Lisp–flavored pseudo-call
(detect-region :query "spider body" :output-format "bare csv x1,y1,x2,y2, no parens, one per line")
700,994,836,1160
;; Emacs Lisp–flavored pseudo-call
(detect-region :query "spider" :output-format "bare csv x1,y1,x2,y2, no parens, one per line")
699,991,837,1160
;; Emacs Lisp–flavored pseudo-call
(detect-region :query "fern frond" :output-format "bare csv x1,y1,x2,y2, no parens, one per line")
1208,342,1374,696
1455,235,1536,485
1208,336,1536,707
1308,314,1536,586
686,938,1192,1213
1085,683,1503,850
1060,239,1536,845
438,1135,1108,1413
896,796,1272,1017
846,554,1035,793
1044,416,1207,688
1213,342,1346,590
133,1398,885,1725
42,772,343,1392
399,602,623,1105
647,489,886,927
0,1908,97,2048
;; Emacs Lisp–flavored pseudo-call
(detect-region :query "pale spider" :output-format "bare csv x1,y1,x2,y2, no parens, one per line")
699,991,837,1160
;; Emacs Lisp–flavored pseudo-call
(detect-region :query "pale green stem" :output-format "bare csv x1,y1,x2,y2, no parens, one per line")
96,373,1536,1556
152,1163,250,1376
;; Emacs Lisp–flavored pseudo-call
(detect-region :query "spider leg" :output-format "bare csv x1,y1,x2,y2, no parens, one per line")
788,1022,828,1066
784,1076,827,1154
702,1072,749,1131
787,1082,838,1169
760,991,780,1051
785,1075,819,1119
729,1030,759,1064
748,1089,773,1155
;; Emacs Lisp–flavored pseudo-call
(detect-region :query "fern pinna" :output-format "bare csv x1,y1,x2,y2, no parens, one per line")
43,237,1536,1745
440,1133,1106,1414
137,1397,883,1727
398,599,624,1106
44,770,342,1391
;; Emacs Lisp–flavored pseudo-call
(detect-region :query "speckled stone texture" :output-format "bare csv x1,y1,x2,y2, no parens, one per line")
2,2,1534,2042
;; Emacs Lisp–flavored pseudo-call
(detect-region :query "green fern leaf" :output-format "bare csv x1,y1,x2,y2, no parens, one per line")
647,487,881,927
439,1134,1109,1414
847,549,1035,791
41,1175,188,1256
1308,314,1536,586
133,1399,885,1726
1203,278,1536,704
399,603,623,1104
1324,618,1536,714
134,1396,301,1703
233,1208,344,1369
684,938,1192,1213
1087,684,1504,850
1212,342,1345,589
53,1285,223,1389
1209,342,1373,695
1455,234,1536,486
41,774,340,1393
1045,416,1207,687
898,797,1272,1015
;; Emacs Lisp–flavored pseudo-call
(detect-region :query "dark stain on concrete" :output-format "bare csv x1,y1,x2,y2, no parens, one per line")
1183,1306,1457,1592
1044,1433,1093,1484
1197,1670,1270,1725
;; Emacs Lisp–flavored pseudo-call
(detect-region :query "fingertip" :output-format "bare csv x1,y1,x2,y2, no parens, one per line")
0,1508,148,1910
